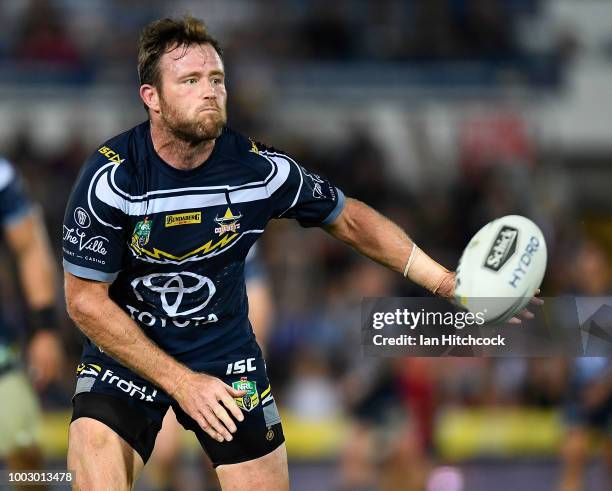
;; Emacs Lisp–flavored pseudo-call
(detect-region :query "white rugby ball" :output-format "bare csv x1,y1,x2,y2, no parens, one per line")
455,215,547,323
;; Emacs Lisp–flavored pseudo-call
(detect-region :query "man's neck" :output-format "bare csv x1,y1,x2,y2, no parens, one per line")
150,121,216,171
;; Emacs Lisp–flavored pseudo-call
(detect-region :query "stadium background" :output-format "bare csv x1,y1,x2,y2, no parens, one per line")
0,1,611,490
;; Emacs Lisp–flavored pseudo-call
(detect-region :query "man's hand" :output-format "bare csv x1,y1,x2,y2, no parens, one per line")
437,271,543,324
433,271,456,298
171,371,247,442
507,291,545,325
27,330,63,389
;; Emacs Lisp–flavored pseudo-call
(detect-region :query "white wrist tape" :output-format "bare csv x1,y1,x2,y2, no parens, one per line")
403,243,418,278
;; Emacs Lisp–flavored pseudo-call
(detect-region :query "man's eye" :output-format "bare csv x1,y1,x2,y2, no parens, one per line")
185,78,197,84
212,78,223,85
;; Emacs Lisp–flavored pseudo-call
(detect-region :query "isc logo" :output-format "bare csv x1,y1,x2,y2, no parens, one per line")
98,146,124,163
226,358,256,375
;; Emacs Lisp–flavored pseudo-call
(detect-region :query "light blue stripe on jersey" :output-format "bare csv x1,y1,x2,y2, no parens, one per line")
63,259,119,282
322,188,346,225
93,151,292,215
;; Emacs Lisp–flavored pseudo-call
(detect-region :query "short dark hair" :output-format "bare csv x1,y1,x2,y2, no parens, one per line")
137,15,222,87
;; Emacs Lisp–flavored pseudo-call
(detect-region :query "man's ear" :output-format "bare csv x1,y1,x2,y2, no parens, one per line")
140,84,160,113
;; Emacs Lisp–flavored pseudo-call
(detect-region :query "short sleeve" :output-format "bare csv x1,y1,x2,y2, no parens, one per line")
265,151,345,228
0,158,33,229
245,244,267,282
62,156,128,282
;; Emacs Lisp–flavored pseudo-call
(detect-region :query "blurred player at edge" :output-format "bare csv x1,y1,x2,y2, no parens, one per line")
62,16,537,490
559,241,612,491
0,157,63,488
147,245,273,491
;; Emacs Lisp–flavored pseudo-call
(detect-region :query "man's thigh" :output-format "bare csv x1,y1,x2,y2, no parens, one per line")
172,354,285,467
216,442,289,491
70,356,170,490
68,417,145,491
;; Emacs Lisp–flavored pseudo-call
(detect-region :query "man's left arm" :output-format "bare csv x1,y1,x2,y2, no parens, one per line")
323,197,455,297
263,153,454,297
5,208,63,388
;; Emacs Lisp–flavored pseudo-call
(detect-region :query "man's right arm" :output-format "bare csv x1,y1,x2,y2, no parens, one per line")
65,272,245,442
65,273,186,398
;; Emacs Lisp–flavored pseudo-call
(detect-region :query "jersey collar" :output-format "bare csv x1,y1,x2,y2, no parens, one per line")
145,121,226,180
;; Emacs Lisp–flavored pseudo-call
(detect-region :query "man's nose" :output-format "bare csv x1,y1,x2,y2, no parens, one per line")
201,80,217,99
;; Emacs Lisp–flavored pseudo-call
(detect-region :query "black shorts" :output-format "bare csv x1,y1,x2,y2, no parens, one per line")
564,387,612,435
70,344,284,466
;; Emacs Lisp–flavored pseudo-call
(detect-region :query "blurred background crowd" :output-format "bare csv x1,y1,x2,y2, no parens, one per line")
0,1,611,490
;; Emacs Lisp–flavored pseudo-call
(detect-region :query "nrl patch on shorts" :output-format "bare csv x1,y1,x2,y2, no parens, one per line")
232,377,259,412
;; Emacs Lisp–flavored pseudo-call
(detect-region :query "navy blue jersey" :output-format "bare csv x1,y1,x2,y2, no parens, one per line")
63,122,344,367
0,157,33,354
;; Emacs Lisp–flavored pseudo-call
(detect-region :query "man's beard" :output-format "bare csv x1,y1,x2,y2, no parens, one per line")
159,97,226,145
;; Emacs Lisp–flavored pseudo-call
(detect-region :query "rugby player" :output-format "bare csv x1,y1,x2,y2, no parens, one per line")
62,16,475,490
147,245,274,491
0,157,63,485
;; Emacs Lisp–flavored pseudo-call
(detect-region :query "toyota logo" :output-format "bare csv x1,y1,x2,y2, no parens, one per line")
131,272,216,317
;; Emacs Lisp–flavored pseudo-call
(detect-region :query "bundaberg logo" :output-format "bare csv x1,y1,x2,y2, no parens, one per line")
165,211,201,227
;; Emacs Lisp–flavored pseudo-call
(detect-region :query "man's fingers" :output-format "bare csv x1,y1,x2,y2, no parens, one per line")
202,406,233,441
226,384,248,399
530,289,544,306
193,412,224,442
176,376,247,440
211,402,238,434
508,300,542,324
219,391,245,422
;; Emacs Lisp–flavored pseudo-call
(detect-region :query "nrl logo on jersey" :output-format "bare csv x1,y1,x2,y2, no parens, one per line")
131,217,152,249
214,208,242,235
232,377,259,412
